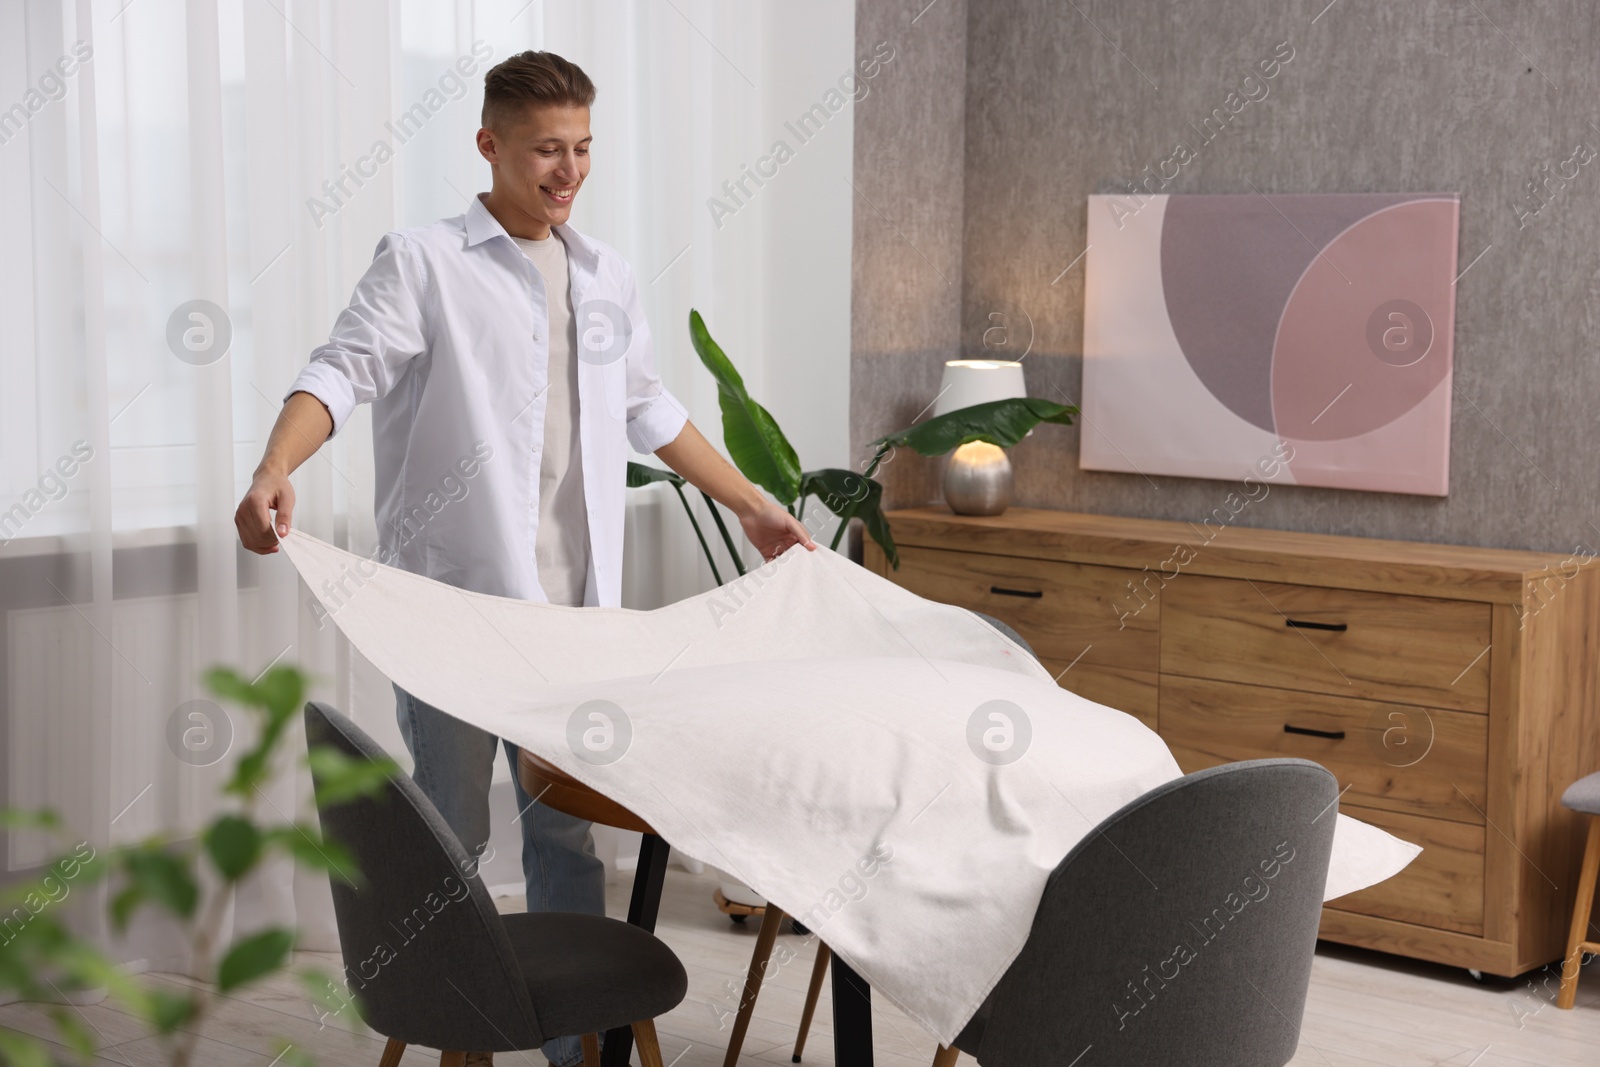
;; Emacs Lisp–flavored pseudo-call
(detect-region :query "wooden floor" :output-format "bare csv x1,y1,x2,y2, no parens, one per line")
2,865,1596,1065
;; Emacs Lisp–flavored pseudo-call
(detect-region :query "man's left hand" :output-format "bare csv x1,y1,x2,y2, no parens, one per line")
740,501,817,561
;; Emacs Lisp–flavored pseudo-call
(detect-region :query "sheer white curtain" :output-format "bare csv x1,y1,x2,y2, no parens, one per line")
0,0,853,983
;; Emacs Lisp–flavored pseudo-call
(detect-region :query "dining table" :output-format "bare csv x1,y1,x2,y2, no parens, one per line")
517,748,879,1067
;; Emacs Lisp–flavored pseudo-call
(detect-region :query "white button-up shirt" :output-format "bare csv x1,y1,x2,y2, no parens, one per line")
285,192,689,606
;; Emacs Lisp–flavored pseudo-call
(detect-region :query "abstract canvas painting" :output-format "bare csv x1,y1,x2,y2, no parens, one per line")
1080,192,1460,496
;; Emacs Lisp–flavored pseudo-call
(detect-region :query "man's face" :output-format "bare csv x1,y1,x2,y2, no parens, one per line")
483,103,591,232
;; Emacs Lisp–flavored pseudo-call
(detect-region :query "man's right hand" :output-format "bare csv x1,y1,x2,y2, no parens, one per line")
236,390,333,555
236,467,294,554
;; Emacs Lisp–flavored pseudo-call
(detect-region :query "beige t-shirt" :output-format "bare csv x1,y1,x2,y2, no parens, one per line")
512,232,589,607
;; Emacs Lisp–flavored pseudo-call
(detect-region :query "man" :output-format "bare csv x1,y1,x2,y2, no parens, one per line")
235,50,814,1067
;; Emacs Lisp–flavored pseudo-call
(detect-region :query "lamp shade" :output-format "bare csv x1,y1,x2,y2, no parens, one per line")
933,359,1027,417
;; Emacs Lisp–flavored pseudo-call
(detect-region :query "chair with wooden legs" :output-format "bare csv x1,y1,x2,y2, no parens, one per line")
1558,770,1600,1009
306,702,686,1066
930,759,1337,1066
727,758,1339,1067
719,613,1033,1067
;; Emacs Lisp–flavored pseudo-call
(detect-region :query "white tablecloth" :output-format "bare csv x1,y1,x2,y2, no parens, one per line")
280,531,1418,1044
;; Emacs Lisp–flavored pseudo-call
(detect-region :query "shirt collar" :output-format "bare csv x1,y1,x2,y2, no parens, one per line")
465,191,601,275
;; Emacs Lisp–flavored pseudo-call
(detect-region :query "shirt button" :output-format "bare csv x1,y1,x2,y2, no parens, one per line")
532,330,541,341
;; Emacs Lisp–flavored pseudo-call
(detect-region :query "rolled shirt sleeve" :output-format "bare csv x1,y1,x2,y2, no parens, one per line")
284,231,430,437
626,385,690,454
616,262,690,454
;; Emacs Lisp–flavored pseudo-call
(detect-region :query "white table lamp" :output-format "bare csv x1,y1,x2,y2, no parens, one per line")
935,360,1027,516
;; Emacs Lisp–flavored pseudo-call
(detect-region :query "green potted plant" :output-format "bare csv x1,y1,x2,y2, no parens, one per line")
627,309,1077,576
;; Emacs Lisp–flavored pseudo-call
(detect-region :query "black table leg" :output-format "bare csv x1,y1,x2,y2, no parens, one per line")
601,833,671,1067
625,832,670,931
831,953,874,1067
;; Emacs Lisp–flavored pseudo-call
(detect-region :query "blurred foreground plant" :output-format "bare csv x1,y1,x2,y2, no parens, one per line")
0,665,395,1067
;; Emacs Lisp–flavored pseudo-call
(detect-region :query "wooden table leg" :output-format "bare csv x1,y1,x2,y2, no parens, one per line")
831,953,874,1067
601,832,672,1067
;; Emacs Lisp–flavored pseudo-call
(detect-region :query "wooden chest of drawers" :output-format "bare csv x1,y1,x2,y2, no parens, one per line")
864,507,1600,976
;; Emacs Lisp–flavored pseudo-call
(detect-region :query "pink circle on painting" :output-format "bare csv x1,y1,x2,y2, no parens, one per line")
1269,200,1457,442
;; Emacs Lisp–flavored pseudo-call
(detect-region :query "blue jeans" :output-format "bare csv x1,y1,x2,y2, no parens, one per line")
395,684,606,1067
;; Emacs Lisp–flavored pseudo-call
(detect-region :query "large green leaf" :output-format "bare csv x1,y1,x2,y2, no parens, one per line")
626,461,684,489
627,462,731,584
798,468,872,517
798,469,899,569
856,483,899,570
688,310,802,504
217,927,295,992
873,397,1076,456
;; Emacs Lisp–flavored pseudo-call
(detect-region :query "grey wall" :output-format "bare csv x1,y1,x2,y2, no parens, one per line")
851,0,1600,554
850,0,969,518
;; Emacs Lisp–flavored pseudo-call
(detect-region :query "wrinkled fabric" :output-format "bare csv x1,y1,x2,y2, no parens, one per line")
281,530,1419,1044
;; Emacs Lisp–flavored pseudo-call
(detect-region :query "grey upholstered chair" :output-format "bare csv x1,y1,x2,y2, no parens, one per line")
971,611,1033,659
304,701,687,1067
936,757,1339,1067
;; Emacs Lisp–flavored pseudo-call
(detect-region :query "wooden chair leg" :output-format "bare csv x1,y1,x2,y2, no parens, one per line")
792,941,831,1062
1558,816,1600,1009
931,1044,961,1067
378,1038,406,1067
581,1032,602,1067
633,1018,665,1067
721,904,787,1067
438,1054,466,1067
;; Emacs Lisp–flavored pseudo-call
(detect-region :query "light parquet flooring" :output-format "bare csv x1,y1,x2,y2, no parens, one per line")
2,866,1596,1065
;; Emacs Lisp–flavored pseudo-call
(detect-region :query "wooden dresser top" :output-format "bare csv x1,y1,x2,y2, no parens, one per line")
879,507,1595,603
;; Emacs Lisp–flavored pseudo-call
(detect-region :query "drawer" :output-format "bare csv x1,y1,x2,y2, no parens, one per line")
1322,805,1485,936
1159,677,1488,823
1161,574,1492,712
890,546,1158,675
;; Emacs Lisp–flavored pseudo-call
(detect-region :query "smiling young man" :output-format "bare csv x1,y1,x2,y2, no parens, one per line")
234,50,813,1067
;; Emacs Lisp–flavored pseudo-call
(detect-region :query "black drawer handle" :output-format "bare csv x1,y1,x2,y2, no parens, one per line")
1283,724,1346,740
1285,618,1347,632
989,586,1043,598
